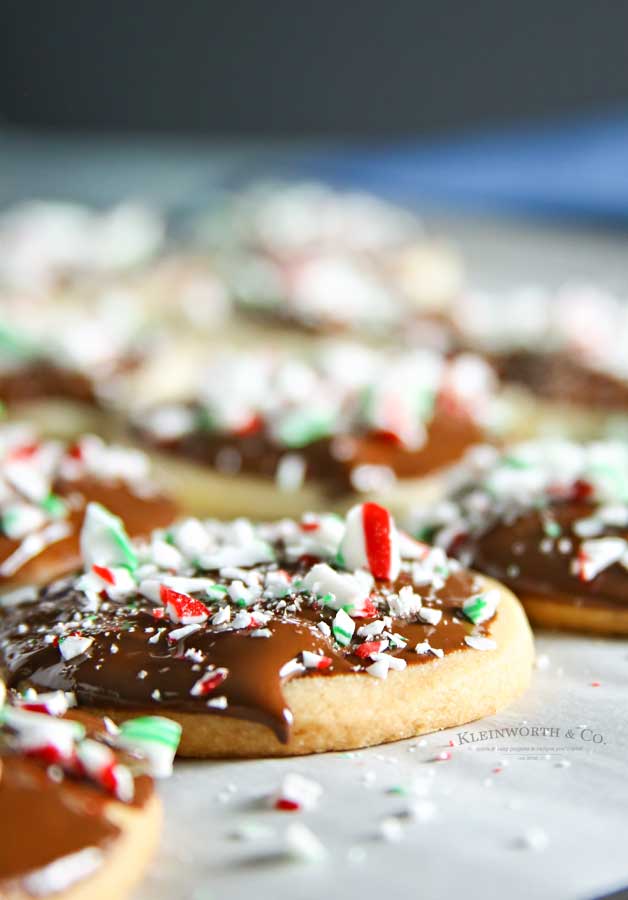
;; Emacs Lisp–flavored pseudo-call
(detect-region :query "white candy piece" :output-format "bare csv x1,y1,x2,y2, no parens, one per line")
464,635,497,651
366,659,390,679
418,606,443,626
388,585,422,618
2,503,46,539
59,635,94,661
301,562,371,615
168,624,201,642
415,641,444,658
284,823,327,863
211,605,231,626
366,653,407,679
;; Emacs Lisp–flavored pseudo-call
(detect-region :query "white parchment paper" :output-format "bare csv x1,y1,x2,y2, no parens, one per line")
137,630,628,900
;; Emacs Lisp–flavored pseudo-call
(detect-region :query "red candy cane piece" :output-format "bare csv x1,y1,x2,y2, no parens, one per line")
92,564,116,586
362,502,393,580
159,584,209,624
275,798,301,811
354,640,385,659
6,442,39,462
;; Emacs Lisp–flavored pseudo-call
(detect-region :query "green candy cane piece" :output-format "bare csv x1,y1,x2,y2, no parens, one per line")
462,595,489,624
276,410,334,448
80,502,138,571
117,716,182,777
587,462,628,504
41,493,68,519
332,608,355,647
0,324,38,361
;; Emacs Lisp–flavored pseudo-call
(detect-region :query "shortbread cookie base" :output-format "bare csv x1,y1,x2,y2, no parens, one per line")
520,591,628,635
3,400,116,442
146,450,448,520
88,577,533,758
497,387,628,442
6,793,161,900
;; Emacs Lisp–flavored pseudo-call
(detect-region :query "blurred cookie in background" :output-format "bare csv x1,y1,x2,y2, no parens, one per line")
0,424,176,592
132,341,499,519
0,201,164,296
407,439,628,634
0,289,183,438
193,181,464,345
454,283,628,439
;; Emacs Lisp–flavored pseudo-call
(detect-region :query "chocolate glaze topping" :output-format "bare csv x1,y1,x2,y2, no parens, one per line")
0,510,495,744
0,430,177,589
495,350,628,412
136,345,495,494
0,361,100,406
0,708,154,897
0,755,120,892
140,405,484,496
1,476,176,590
460,500,628,610
410,441,628,610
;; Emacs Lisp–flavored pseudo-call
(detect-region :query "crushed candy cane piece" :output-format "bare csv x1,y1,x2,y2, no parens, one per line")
80,502,138,570
301,562,372,615
14,690,75,716
354,639,389,659
160,584,209,624
274,773,322,811
463,589,500,624
415,641,444,658
284,823,327,862
340,502,400,580
59,634,94,661
464,635,497,651
332,608,355,646
190,667,228,696
76,738,134,802
573,537,627,581
301,650,332,670
168,623,202,642
418,606,443,626
116,715,182,777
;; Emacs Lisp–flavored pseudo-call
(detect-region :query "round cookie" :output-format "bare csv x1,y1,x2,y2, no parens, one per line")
0,688,181,900
0,501,534,757
0,297,152,439
408,440,628,634
0,426,177,592
453,283,628,440
0,200,163,294
194,181,464,340
134,342,499,519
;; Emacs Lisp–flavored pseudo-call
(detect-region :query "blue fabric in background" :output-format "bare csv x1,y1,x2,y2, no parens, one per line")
299,110,628,224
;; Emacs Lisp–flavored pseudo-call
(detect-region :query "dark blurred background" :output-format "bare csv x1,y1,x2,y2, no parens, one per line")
3,0,628,138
